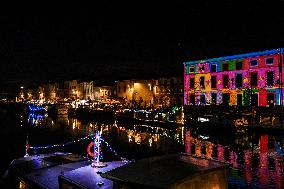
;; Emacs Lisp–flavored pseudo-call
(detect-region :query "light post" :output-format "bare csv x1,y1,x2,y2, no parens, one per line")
279,48,283,126
19,86,24,101
250,74,254,127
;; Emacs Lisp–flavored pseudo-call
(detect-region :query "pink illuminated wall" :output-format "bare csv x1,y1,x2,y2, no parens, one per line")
184,50,284,106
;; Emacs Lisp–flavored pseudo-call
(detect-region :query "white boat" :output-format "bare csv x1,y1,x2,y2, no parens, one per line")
2,152,127,189
2,153,228,189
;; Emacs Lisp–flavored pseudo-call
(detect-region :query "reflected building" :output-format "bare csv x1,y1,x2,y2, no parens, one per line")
20,108,284,189
217,144,225,162
183,128,284,188
244,150,252,183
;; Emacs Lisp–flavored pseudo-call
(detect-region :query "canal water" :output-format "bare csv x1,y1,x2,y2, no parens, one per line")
0,105,284,189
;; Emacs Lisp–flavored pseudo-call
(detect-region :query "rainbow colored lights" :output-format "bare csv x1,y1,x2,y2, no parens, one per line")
184,48,284,106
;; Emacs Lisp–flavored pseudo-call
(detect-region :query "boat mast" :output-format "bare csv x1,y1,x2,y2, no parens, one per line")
24,134,29,157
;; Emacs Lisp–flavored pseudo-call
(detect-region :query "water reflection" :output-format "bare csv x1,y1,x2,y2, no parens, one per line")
21,112,284,188
27,113,47,126
24,113,184,160
185,129,284,188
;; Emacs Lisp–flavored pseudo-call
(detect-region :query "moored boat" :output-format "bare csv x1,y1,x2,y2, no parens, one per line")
1,152,127,189
2,153,229,189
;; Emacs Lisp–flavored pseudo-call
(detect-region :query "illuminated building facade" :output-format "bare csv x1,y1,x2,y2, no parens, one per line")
94,86,113,100
116,78,183,108
184,48,284,106
116,80,158,107
43,83,57,101
64,80,78,100
37,85,45,100
157,77,183,107
78,81,94,100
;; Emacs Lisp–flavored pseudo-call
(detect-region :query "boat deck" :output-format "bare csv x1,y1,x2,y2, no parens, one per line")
59,161,127,189
102,153,229,189
6,152,126,189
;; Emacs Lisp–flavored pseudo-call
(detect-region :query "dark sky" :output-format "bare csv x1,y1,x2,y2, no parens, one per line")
1,1,284,86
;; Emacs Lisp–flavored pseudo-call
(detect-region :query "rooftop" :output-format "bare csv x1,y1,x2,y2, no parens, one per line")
60,161,127,189
5,153,228,189
7,152,89,189
184,48,283,66
101,153,228,189
6,152,127,189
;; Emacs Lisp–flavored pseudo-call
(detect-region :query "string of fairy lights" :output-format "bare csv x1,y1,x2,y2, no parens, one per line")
26,124,246,160
26,129,264,163
28,133,120,159
27,122,182,159
29,133,97,150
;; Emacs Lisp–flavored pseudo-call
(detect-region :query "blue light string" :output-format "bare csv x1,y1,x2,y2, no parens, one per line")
29,133,97,150
29,134,121,158
28,105,46,112
94,131,101,162
100,137,119,157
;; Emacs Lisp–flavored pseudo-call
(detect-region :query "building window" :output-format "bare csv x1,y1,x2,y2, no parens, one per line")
222,93,230,106
222,63,229,71
200,77,205,88
211,76,217,88
190,94,195,105
236,74,243,88
211,93,217,104
237,94,242,106
267,71,274,86
170,79,174,88
211,64,217,72
236,62,243,70
190,78,195,89
164,80,168,86
267,93,275,106
223,75,229,88
251,94,258,107
250,59,258,66
266,58,274,65
189,67,195,73
250,72,258,87
200,94,206,105
199,65,205,72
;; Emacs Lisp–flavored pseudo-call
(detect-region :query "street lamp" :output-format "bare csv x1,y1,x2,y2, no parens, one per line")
278,48,283,126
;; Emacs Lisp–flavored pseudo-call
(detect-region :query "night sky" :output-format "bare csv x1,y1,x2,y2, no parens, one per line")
1,1,284,86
